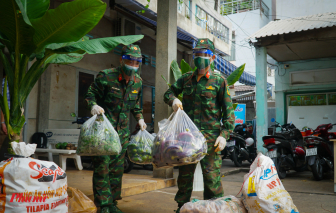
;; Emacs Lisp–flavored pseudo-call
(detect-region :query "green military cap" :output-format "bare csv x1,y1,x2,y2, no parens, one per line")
193,38,215,53
121,44,142,58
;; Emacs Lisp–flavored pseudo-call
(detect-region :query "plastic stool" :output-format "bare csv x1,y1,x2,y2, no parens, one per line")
59,154,83,171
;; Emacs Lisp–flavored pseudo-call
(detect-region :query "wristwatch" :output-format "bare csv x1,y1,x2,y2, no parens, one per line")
1,122,4,124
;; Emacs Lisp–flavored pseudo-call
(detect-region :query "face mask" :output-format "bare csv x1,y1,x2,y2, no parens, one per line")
122,61,139,76
194,56,211,71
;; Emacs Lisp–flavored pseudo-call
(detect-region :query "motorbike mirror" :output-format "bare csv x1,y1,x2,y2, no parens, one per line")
271,118,275,122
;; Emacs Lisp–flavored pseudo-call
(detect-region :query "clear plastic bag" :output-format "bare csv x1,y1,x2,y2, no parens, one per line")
127,130,154,164
180,195,247,213
76,114,121,156
152,109,207,168
68,187,97,213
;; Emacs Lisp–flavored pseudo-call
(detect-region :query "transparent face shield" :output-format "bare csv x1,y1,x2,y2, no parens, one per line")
121,55,142,75
193,49,213,73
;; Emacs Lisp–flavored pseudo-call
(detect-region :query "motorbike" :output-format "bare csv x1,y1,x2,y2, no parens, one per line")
303,123,336,180
225,124,257,167
262,119,306,179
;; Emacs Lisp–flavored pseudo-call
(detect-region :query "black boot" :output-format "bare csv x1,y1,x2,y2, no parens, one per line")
100,206,110,213
109,201,123,213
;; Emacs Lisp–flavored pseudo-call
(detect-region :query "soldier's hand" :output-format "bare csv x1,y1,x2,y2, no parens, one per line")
91,105,105,115
214,136,226,152
172,98,183,112
138,119,147,131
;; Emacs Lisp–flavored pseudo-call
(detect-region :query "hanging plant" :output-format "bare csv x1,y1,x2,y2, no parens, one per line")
136,0,151,14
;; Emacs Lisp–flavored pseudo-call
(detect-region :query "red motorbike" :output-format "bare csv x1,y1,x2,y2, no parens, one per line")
303,123,336,180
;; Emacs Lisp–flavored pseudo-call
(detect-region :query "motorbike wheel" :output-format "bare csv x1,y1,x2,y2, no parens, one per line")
124,155,134,173
275,158,287,179
311,157,323,181
231,149,243,167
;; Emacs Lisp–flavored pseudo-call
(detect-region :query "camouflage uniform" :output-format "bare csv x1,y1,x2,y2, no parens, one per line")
163,38,235,207
85,44,143,208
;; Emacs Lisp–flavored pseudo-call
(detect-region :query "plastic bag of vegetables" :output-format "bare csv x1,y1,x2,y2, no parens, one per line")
152,109,207,168
76,114,121,156
180,195,247,213
127,130,154,164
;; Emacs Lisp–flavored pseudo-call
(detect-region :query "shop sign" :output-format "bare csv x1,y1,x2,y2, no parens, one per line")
234,104,246,126
44,129,80,145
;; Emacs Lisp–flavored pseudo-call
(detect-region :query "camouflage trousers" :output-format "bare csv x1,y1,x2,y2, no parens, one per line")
175,130,224,207
92,128,129,207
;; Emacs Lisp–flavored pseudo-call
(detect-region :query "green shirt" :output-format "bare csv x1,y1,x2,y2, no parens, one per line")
85,67,144,131
164,70,235,140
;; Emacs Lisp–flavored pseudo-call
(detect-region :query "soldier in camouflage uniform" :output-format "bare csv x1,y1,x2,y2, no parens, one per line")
85,44,146,213
163,38,235,211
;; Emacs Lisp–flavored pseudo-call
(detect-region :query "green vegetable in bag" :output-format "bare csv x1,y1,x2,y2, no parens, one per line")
76,114,121,156
127,130,154,164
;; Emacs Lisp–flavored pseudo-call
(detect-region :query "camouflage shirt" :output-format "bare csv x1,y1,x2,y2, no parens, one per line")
164,70,235,140
85,67,144,131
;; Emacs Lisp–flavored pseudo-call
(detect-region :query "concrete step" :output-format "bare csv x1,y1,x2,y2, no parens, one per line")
66,169,176,201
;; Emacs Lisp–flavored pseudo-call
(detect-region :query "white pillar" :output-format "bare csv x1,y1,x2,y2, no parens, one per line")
153,0,177,179
255,47,268,153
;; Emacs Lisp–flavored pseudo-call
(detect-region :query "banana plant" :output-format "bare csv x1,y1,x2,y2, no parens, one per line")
164,59,245,107
0,0,144,154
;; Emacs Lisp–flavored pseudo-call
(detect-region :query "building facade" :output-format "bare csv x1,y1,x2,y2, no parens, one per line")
17,0,239,143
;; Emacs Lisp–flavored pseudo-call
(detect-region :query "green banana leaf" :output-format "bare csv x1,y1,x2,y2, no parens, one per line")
210,62,215,71
15,0,32,26
11,112,25,135
45,53,85,65
0,0,36,56
161,75,171,87
20,0,50,21
34,36,89,61
18,43,85,106
227,63,245,86
32,0,106,53
170,60,181,81
0,33,13,52
45,35,144,64
180,59,193,75
45,46,86,55
64,35,144,54
0,50,14,99
18,64,48,107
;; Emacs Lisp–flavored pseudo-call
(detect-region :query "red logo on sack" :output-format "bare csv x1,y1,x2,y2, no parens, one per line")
29,162,66,183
